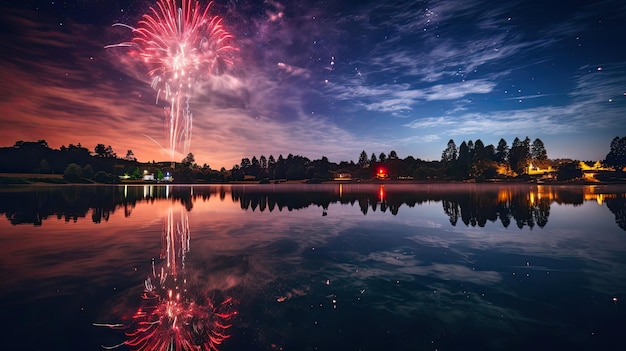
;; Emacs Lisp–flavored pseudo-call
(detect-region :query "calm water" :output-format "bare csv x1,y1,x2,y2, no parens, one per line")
1,183,625,351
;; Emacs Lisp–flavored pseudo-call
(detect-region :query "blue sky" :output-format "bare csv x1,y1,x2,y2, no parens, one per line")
1,0,625,168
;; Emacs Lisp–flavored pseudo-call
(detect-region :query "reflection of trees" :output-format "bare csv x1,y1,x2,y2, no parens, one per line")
441,187,552,229
0,185,197,225
605,194,626,230
2,184,624,231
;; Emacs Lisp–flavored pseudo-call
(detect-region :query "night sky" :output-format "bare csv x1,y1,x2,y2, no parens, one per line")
1,0,625,168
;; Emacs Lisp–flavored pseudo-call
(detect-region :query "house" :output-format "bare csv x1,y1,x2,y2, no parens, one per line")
333,173,352,181
527,163,554,175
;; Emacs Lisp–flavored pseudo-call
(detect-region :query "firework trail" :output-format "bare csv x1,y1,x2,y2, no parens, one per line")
107,0,237,160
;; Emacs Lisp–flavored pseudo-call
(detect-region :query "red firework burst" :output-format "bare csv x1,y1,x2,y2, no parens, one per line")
113,0,237,80
106,0,237,159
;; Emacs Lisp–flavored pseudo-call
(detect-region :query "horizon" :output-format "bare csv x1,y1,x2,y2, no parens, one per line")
1,0,625,169
0,137,610,167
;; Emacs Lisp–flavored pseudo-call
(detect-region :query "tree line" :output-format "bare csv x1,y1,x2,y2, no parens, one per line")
439,136,548,181
0,136,624,183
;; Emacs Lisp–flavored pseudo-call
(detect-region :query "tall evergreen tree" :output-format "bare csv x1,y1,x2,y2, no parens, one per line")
358,150,369,167
495,138,509,163
457,141,470,164
473,139,486,161
240,157,251,169
531,138,548,167
509,137,531,174
441,139,457,163
370,153,377,164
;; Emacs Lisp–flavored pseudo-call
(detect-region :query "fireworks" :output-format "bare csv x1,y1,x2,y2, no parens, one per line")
96,203,237,350
107,0,237,159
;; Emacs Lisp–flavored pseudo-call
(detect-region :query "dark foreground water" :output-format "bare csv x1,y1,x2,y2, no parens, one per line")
1,183,625,351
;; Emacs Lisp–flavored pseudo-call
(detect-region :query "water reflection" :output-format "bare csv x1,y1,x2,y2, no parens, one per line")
95,192,237,350
1,184,626,350
1,184,625,230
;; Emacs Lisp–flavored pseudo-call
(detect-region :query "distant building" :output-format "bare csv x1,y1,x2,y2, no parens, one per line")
333,173,352,181
159,171,173,182
579,161,614,182
579,161,611,172
527,163,555,175
143,173,155,181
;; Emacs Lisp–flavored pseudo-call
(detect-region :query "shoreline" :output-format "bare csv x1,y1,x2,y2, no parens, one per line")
2,174,626,187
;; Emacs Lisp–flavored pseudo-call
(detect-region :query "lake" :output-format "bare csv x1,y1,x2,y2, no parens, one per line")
1,183,625,350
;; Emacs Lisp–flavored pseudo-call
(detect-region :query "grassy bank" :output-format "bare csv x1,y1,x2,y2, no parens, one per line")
0,173,68,185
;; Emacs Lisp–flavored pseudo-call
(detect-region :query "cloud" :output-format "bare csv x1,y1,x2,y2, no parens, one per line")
404,117,453,129
276,62,311,79
395,134,442,144
0,6,393,167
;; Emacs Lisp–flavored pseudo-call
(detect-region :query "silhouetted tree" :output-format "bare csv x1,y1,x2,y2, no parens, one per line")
605,136,626,170
94,144,116,158
82,164,94,179
124,149,137,161
557,162,582,181
358,150,369,167
240,157,251,169
379,152,387,163
531,138,548,167
63,163,83,182
454,141,471,179
495,138,509,163
441,139,457,163
509,137,531,174
182,153,196,166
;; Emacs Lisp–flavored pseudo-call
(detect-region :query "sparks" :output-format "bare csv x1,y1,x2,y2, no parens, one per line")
107,0,237,160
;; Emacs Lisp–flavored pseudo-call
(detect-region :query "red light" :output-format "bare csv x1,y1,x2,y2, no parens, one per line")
379,169,383,173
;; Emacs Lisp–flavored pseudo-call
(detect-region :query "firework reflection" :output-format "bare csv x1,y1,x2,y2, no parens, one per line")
96,200,237,351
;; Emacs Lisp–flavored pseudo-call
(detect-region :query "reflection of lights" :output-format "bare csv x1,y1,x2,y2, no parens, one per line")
120,280,237,351
583,191,616,205
143,185,155,199
161,206,190,274
339,183,343,198
379,184,385,203
98,203,237,350
497,189,512,204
